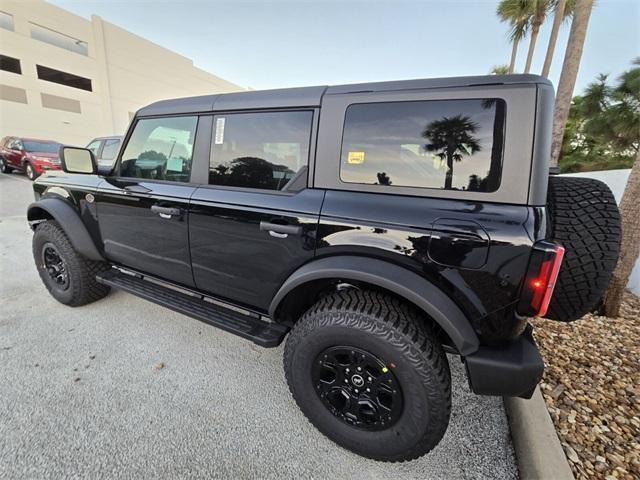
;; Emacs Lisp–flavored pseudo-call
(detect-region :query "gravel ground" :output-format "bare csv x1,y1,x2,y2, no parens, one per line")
535,292,640,480
0,172,518,479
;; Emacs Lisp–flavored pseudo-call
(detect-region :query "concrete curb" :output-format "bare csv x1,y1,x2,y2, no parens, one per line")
504,387,575,480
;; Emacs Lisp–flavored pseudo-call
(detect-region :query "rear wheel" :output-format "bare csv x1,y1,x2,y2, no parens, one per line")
25,162,37,180
0,157,12,173
546,176,621,321
283,290,451,462
33,221,111,306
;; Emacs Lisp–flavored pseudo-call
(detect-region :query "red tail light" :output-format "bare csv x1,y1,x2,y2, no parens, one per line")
518,241,565,318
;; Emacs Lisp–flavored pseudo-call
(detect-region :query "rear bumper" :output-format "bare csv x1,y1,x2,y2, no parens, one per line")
464,325,543,399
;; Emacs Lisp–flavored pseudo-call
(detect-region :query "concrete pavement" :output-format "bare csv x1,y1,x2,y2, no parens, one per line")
0,171,518,479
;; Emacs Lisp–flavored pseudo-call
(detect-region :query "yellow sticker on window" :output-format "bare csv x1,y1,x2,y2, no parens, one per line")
347,151,365,164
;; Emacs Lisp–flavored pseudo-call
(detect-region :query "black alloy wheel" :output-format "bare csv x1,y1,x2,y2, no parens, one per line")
42,242,70,290
313,346,403,431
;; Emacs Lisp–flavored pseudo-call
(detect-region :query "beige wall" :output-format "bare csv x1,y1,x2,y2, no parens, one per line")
0,0,242,146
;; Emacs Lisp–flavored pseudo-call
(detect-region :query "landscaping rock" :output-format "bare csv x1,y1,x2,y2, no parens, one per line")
534,291,639,480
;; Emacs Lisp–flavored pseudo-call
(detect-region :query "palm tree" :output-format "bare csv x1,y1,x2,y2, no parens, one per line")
497,0,531,73
602,152,640,316
422,115,481,190
550,0,595,166
542,0,576,77
523,0,552,74
481,99,506,191
491,65,511,75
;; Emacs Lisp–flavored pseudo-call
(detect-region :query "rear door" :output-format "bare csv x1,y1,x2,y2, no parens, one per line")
95,115,210,287
188,110,323,311
6,138,23,168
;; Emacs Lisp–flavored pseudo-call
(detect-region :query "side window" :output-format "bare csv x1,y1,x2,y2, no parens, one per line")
209,111,313,191
86,140,102,156
340,99,506,192
120,116,198,182
101,138,120,160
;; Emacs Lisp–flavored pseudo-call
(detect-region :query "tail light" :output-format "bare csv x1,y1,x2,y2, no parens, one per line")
517,241,565,318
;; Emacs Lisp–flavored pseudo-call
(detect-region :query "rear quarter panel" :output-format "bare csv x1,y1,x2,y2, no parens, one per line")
317,190,546,343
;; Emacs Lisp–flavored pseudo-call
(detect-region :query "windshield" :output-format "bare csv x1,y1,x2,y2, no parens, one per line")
23,141,60,153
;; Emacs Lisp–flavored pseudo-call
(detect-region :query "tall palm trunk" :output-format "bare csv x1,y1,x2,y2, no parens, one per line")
509,39,519,73
602,153,640,317
542,0,567,77
550,0,594,166
445,149,454,189
524,17,543,73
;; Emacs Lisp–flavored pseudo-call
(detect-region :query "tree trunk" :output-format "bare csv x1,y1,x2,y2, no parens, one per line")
602,153,640,317
524,21,541,73
445,151,454,189
509,39,519,73
550,0,594,167
542,0,567,77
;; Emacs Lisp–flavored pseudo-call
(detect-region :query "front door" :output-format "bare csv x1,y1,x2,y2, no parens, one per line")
95,115,201,287
188,110,323,311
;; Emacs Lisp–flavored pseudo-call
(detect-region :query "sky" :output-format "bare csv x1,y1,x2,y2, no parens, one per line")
49,0,639,94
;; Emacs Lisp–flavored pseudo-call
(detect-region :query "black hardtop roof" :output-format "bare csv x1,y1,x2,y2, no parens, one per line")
137,74,550,117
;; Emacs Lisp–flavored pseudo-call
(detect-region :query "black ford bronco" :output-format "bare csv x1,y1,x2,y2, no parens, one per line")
28,75,620,461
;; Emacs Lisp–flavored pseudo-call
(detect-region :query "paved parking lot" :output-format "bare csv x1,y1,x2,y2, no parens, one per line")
0,172,518,479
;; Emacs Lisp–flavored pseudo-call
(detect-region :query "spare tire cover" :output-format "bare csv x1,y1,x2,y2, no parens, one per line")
546,176,621,321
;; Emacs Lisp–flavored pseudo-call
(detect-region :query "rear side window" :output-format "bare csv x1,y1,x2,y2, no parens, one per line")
340,99,505,192
209,111,313,191
120,116,198,182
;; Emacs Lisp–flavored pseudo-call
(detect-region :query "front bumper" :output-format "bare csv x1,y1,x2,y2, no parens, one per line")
464,325,543,399
32,161,61,174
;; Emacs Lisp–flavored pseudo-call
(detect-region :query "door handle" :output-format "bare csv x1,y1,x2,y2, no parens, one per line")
259,221,302,238
123,185,152,194
151,205,182,219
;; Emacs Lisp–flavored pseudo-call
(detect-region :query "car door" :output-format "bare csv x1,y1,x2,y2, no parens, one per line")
95,115,209,287
6,138,23,168
188,110,323,312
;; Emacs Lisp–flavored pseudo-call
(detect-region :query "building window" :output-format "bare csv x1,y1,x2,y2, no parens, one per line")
41,93,81,113
0,84,27,104
0,54,21,74
30,23,88,56
340,99,506,192
36,65,92,92
0,11,14,31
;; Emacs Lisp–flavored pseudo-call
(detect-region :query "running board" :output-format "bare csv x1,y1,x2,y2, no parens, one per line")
96,269,289,348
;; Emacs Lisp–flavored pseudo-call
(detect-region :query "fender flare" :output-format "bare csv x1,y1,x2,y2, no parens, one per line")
27,198,105,262
269,256,480,356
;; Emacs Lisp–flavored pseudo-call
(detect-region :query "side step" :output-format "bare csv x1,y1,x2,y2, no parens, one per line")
96,269,289,348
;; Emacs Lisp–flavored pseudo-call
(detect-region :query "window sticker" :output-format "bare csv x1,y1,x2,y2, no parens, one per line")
214,117,226,144
347,151,365,164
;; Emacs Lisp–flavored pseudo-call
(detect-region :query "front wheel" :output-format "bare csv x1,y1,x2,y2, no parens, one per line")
33,221,111,306
25,162,38,180
283,290,451,462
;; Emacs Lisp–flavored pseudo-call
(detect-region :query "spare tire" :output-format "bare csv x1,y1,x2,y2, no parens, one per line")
546,176,621,321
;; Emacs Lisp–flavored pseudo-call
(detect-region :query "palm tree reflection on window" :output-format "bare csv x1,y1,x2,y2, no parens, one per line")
422,115,481,190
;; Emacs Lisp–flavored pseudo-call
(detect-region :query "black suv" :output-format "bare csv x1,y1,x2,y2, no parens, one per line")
28,75,620,462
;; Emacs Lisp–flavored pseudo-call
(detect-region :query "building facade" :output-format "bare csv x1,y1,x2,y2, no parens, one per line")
0,0,242,146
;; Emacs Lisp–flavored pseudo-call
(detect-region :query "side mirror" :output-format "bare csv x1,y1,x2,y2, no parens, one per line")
59,146,97,174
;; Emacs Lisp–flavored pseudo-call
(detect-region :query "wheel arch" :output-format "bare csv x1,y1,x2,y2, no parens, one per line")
27,198,105,262
269,256,480,356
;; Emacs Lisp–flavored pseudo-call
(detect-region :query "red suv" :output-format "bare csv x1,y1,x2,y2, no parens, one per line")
0,136,62,180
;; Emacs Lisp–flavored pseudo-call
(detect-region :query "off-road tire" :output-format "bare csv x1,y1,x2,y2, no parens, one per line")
33,221,111,306
283,289,451,462
546,176,621,321
0,157,12,173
